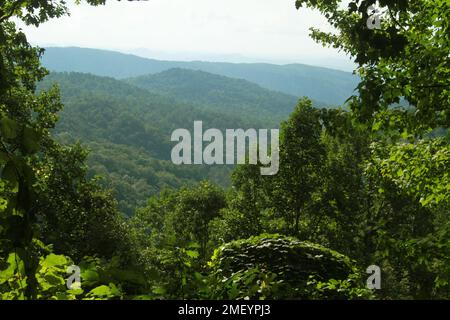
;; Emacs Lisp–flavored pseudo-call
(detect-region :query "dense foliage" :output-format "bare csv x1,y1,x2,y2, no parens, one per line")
207,234,371,299
0,0,449,300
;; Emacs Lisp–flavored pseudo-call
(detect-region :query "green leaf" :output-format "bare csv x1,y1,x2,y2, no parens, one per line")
88,285,111,297
0,117,18,139
187,242,201,249
67,288,84,296
22,126,40,154
1,161,19,191
43,272,65,286
185,250,199,259
108,283,121,296
81,269,100,282
0,253,24,285
152,286,166,295
42,254,68,268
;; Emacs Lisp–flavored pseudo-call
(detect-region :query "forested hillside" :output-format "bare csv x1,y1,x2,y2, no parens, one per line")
39,72,269,158
39,72,280,214
126,68,305,123
37,70,304,214
41,47,358,105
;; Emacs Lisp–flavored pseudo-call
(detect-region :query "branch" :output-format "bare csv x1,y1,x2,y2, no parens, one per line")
0,0,27,23
387,7,407,32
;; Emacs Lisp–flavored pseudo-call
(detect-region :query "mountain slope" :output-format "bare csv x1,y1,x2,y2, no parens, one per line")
41,47,358,105
41,72,265,158
39,72,287,215
126,68,304,123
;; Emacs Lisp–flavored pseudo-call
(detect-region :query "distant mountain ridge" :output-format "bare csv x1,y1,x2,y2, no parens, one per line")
41,47,358,106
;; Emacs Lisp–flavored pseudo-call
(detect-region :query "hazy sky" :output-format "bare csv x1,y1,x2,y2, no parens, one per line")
16,0,355,71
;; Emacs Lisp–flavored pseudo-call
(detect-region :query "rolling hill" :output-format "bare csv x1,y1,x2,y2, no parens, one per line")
126,68,304,124
41,47,358,106
38,71,297,215
37,47,357,215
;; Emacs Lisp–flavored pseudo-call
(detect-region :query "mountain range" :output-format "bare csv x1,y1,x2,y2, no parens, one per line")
41,47,358,106
37,47,357,215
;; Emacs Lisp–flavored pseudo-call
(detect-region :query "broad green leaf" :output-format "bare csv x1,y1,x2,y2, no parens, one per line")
89,285,110,296
42,254,68,268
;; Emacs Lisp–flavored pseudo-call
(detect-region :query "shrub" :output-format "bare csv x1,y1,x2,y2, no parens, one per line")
207,234,369,299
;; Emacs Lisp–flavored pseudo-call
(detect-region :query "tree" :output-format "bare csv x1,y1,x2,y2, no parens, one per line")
34,143,133,260
364,139,450,298
306,109,372,259
0,0,122,299
171,182,226,260
296,0,450,132
0,19,63,299
293,0,450,298
259,98,326,236
0,1,107,26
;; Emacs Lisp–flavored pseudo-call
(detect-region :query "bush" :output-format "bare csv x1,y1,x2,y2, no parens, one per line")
207,234,369,299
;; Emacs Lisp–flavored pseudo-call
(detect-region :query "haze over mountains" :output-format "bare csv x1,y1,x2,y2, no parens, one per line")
41,47,358,106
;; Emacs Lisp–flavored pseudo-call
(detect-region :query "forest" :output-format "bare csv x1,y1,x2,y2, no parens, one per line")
0,0,449,300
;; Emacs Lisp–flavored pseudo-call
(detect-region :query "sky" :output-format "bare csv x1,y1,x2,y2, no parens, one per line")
16,0,356,71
